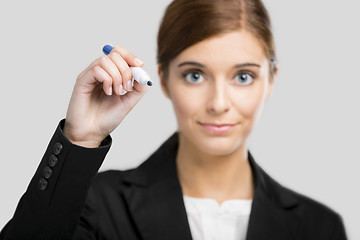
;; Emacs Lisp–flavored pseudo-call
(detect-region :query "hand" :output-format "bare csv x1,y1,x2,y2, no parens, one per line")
63,45,148,148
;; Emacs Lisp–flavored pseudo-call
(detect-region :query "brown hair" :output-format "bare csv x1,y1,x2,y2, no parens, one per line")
157,0,276,80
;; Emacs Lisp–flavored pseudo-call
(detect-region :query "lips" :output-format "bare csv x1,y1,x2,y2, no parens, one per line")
198,122,237,134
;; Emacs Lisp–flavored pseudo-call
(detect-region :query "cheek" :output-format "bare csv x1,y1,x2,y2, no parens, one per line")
169,85,203,128
232,84,267,119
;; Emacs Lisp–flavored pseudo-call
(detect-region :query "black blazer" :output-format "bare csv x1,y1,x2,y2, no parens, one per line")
1,120,347,240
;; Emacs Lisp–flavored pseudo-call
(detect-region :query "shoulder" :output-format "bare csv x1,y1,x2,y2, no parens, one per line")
249,149,347,238
263,170,346,237
292,188,339,217
263,166,341,216
282,182,341,220
289,186,346,238
251,154,343,221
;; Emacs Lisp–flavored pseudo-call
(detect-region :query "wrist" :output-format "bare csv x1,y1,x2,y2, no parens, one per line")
63,122,103,148
67,139,102,148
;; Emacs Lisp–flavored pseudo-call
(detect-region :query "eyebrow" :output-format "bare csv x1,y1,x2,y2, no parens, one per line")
233,63,261,68
177,61,261,69
178,61,205,68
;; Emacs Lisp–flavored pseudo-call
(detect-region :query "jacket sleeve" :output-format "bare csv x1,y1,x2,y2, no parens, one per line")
331,213,348,240
0,119,112,240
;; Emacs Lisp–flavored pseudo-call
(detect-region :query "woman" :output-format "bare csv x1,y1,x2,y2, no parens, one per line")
0,0,347,239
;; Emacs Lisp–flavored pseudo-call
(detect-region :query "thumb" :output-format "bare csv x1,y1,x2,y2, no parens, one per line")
133,79,148,93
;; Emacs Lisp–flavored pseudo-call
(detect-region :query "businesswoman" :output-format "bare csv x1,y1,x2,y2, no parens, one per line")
0,0,347,239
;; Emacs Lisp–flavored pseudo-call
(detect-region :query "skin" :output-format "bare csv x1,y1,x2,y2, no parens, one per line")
159,30,277,204
64,46,148,147
64,30,277,205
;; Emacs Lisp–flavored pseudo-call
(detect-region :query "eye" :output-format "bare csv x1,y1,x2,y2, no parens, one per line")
235,71,255,85
183,71,204,84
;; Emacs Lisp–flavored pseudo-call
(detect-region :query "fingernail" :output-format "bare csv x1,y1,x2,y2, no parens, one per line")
134,58,144,65
126,80,133,91
109,86,112,95
119,85,127,95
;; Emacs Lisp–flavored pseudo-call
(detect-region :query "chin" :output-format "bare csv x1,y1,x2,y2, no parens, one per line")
184,131,246,157
203,138,245,156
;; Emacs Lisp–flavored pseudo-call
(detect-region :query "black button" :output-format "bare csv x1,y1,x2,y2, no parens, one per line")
39,178,48,190
48,154,58,167
53,142,63,155
43,166,53,179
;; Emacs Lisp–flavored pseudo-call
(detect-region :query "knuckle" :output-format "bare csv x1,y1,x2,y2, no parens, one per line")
118,61,131,79
91,65,100,74
113,45,124,54
98,56,108,65
123,68,132,82
91,65,102,78
114,72,122,84
113,44,123,50
108,67,118,79
114,45,132,57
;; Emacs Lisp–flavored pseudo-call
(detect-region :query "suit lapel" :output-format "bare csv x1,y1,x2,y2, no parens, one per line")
120,133,301,240
245,153,300,240
245,190,299,240
121,133,192,240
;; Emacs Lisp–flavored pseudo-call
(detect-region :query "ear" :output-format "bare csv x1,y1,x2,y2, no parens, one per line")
158,64,170,99
266,63,278,100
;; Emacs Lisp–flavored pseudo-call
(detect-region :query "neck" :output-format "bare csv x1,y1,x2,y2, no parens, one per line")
176,133,254,205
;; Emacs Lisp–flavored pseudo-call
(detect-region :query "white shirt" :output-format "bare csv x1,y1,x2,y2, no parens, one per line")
183,196,252,240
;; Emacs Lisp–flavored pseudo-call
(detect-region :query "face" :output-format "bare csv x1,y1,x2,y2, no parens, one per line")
159,30,276,156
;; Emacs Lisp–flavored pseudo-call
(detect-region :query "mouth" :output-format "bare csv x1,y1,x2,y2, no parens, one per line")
198,122,238,134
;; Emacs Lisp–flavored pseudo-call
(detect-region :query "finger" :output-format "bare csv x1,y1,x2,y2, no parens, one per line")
133,79,148,93
97,56,123,95
77,54,108,81
92,65,113,95
108,52,133,92
112,45,144,67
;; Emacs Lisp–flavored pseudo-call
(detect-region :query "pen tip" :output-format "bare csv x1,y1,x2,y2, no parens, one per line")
147,81,153,86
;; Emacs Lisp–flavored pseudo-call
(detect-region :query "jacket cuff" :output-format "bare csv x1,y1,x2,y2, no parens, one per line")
4,119,112,239
28,119,112,204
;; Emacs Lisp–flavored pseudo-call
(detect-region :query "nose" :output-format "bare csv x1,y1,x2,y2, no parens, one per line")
206,81,230,115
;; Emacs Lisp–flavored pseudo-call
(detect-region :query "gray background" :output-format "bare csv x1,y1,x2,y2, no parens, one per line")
0,0,358,238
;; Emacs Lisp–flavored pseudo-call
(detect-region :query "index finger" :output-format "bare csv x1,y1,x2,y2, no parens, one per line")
103,45,144,67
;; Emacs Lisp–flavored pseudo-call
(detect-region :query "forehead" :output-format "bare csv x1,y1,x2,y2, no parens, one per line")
171,30,267,67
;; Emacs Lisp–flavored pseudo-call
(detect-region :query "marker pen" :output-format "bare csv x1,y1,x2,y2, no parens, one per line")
102,45,153,87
